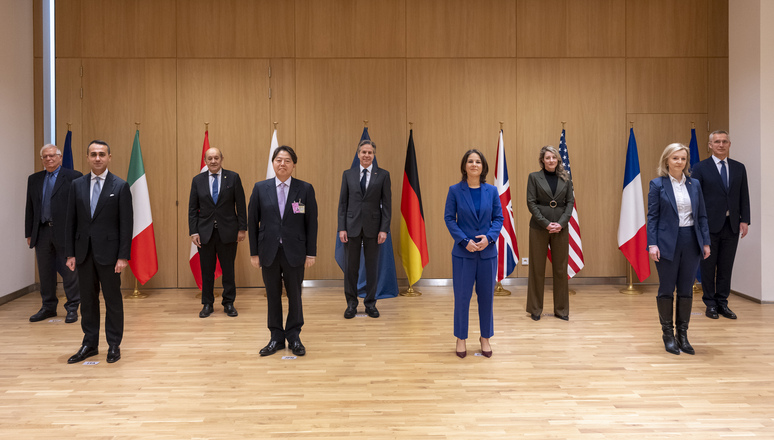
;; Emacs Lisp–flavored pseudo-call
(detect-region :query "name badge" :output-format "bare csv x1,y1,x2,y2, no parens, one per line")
292,201,305,214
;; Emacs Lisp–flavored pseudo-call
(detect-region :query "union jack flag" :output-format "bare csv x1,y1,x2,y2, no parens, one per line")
494,129,519,281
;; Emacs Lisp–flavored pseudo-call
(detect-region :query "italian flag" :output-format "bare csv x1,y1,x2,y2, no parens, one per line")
128,129,158,285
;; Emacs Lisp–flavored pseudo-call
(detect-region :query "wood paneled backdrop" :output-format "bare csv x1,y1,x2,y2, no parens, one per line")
31,0,729,288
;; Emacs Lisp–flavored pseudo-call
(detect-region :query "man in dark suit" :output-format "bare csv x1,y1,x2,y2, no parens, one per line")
188,147,247,318
691,130,750,320
338,139,391,319
65,140,133,364
25,144,82,323
248,146,318,357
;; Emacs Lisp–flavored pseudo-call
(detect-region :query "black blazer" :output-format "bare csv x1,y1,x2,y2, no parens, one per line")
690,157,751,234
337,166,391,238
188,169,247,244
248,178,318,268
25,167,83,248
65,171,133,265
526,170,574,230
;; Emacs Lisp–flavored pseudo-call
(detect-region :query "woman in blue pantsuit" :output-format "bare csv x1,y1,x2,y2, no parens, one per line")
647,143,711,356
444,149,503,359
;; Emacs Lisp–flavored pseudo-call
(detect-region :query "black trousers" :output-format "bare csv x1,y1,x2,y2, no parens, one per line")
655,227,701,299
198,229,238,306
34,223,80,312
344,234,378,308
78,247,123,347
261,246,304,343
701,217,740,307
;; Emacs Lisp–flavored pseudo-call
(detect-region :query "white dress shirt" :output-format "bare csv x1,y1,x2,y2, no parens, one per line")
669,174,694,227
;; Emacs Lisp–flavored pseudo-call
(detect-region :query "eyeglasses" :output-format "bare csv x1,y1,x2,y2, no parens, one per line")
41,154,61,159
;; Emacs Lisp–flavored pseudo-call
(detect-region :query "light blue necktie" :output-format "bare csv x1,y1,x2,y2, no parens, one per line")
212,174,219,204
91,176,101,217
720,160,729,189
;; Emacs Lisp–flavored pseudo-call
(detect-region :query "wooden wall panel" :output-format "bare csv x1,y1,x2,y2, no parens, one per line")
626,58,708,114
177,0,294,58
296,59,406,280
708,58,729,133
517,0,625,57
81,59,177,288
708,0,729,57
34,59,43,171
626,0,707,57
407,0,516,58
407,59,517,279
176,59,271,288
269,59,297,149
295,0,405,58
54,59,83,170
80,0,176,58
33,0,42,58
55,0,82,58
517,58,626,277
625,113,710,283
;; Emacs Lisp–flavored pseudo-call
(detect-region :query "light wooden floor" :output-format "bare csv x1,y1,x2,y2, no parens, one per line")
1,285,773,439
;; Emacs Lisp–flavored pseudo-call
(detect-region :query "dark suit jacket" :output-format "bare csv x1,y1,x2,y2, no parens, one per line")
188,169,247,244
337,166,391,238
248,178,318,268
647,176,711,262
444,181,504,259
65,171,133,265
26,167,83,248
526,170,574,230
690,157,750,234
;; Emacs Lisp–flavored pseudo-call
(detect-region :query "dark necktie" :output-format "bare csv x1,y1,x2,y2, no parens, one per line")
212,174,219,203
360,169,368,194
41,172,55,222
720,160,729,189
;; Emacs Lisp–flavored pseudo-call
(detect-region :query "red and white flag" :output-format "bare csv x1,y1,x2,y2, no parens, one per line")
189,130,222,289
617,128,651,281
558,129,584,278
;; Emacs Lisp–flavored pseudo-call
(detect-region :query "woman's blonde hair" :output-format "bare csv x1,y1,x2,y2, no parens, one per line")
539,145,569,181
656,143,691,177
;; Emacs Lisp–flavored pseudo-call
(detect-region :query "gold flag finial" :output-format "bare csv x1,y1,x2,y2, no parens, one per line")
204,122,209,131
409,121,413,130
363,120,368,128
134,122,140,130
66,122,72,131
499,121,504,131
561,121,566,130
273,121,278,130
629,121,634,129
691,121,695,129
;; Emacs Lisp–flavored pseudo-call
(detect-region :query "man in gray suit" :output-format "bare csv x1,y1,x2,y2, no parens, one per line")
338,140,391,319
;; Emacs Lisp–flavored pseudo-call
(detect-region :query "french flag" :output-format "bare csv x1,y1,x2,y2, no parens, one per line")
617,128,651,282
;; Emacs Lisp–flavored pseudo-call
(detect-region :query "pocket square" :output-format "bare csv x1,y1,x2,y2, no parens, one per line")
110,194,115,197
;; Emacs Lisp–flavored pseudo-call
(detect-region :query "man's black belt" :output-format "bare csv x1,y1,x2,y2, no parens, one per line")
41,221,53,227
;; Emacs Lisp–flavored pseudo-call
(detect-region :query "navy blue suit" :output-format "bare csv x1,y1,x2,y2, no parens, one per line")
691,157,750,307
444,181,503,339
647,176,710,298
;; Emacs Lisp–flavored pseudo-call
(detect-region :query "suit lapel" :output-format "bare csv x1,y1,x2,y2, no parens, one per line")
554,176,566,198
708,158,728,194
535,172,552,198
687,177,699,214
285,180,300,219
264,179,282,221
662,176,678,214
460,181,479,221
51,169,66,197
91,172,113,220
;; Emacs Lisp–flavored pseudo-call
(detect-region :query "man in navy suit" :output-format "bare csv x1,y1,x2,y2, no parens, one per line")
691,130,750,320
338,140,391,319
188,147,247,318
25,144,82,323
248,146,318,357
65,140,133,364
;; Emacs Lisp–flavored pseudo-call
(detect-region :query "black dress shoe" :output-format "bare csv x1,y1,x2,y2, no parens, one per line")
106,345,121,363
365,306,380,318
344,306,357,319
718,305,737,319
555,314,569,321
30,308,57,322
199,304,214,318
259,340,285,356
224,303,238,317
67,345,98,364
289,340,306,356
530,313,541,321
705,306,719,319
65,310,78,324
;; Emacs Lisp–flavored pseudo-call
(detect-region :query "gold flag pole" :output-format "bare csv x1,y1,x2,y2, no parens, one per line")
400,121,422,298
125,278,149,299
66,122,72,131
619,263,642,295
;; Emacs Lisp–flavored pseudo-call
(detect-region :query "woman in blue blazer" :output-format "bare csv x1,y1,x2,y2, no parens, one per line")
647,143,711,356
444,149,503,359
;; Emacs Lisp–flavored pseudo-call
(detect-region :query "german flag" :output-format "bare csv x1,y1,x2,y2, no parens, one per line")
400,129,429,286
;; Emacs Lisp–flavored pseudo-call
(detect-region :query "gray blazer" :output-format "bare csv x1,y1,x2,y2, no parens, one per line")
526,170,574,230
337,166,391,238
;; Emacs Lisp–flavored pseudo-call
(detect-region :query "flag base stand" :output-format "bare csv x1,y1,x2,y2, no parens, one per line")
569,289,576,296
619,265,643,295
692,281,702,294
494,282,511,296
400,285,421,297
125,280,149,299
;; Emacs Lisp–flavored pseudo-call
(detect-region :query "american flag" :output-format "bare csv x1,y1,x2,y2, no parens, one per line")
494,129,519,281
559,129,584,278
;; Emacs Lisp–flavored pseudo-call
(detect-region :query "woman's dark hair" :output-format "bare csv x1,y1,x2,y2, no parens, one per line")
460,149,488,183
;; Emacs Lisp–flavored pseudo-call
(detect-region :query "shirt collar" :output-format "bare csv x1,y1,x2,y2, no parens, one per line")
669,173,686,185
91,169,108,180
712,155,727,164
48,166,61,177
359,164,373,173
275,176,292,187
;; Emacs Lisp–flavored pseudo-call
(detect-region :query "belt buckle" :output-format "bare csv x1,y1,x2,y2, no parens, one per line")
549,200,558,208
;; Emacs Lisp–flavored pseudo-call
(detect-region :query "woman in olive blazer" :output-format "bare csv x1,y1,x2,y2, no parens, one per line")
526,145,574,321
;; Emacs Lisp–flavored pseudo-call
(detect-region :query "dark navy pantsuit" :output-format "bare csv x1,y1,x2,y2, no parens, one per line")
655,227,701,299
